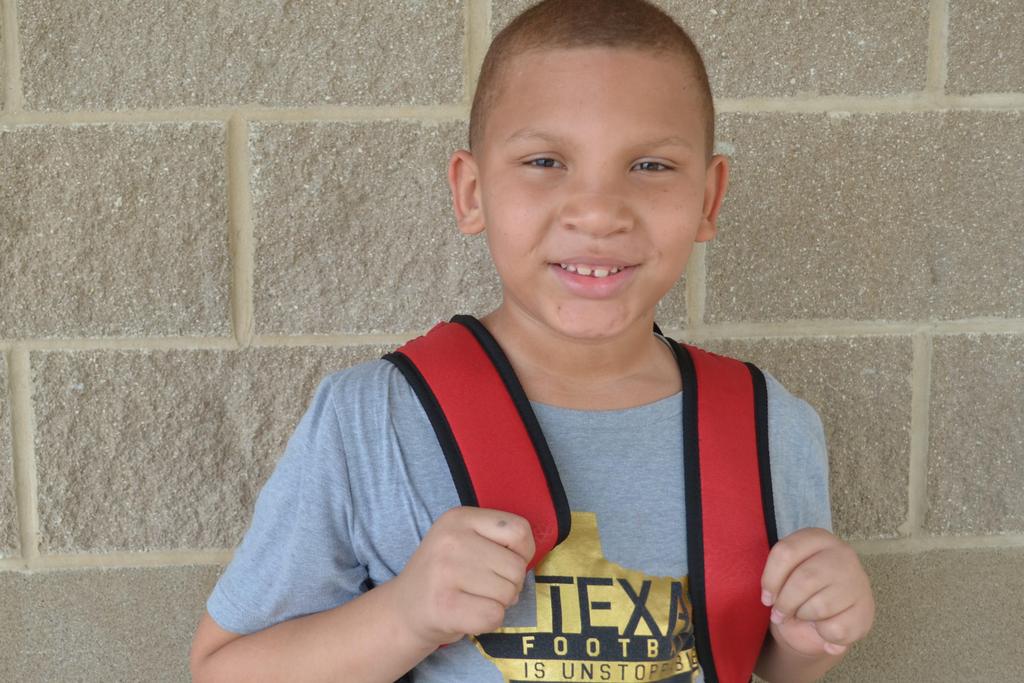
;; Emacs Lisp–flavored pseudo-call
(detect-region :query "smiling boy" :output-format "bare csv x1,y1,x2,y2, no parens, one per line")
190,1,873,682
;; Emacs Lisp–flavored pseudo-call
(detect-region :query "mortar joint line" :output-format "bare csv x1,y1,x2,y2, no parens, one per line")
8,348,40,564
0,548,234,572
715,92,1023,113
251,332,415,348
0,104,471,127
464,0,489,133
3,95,1024,129
6,336,238,353
852,532,1024,555
462,1,471,105
902,332,934,538
1,0,23,111
926,0,951,93
227,113,255,349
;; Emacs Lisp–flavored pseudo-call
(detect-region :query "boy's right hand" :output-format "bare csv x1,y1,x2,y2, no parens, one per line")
390,507,535,648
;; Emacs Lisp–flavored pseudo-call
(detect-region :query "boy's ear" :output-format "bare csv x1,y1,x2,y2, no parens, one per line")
448,149,486,235
695,154,730,242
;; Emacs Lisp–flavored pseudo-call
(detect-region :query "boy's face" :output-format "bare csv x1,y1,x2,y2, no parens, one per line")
450,47,728,342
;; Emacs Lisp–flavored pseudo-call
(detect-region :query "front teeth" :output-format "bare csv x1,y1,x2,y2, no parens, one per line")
559,263,622,278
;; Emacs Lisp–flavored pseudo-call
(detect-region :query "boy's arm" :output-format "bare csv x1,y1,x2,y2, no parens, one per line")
191,506,535,683
190,580,435,683
752,527,874,683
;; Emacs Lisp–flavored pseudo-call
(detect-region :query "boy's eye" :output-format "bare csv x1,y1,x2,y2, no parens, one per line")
526,158,563,169
634,161,671,172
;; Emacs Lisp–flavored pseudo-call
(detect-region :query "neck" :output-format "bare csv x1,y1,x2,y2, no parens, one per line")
479,305,680,410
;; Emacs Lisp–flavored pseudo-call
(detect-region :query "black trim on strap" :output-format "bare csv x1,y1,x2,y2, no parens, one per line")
745,362,778,547
653,321,663,336
450,315,572,546
668,338,718,683
383,351,478,508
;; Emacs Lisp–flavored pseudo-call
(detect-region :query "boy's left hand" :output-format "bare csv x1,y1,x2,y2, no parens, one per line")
760,527,875,657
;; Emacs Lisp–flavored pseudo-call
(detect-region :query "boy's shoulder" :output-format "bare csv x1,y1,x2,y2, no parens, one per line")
320,356,401,393
314,356,413,417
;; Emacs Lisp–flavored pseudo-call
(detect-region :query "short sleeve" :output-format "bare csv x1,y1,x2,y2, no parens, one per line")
764,371,833,539
206,375,368,635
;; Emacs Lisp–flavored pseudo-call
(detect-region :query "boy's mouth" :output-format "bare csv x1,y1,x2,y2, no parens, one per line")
556,262,635,279
549,261,637,299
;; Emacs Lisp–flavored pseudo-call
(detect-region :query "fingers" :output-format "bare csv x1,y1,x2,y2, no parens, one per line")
459,509,534,604
406,507,534,643
430,509,531,591
761,528,876,657
772,566,854,625
457,549,525,608
760,527,836,606
792,584,855,623
810,598,874,654
466,508,536,564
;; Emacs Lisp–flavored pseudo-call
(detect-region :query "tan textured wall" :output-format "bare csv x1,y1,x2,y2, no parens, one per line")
1,1,1021,680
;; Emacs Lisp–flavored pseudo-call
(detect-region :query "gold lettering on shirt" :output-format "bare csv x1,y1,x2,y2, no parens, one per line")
473,512,700,682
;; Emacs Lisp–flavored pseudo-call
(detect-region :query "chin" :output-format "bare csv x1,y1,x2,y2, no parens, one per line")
557,325,619,342
549,309,634,342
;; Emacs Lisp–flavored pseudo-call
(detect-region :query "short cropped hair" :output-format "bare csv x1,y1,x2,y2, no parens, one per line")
469,0,715,160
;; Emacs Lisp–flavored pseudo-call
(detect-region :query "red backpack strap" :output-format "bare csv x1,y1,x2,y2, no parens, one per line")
669,339,778,683
383,315,571,569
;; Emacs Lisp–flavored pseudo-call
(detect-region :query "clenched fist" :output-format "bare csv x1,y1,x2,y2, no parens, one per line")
761,527,875,658
389,507,535,649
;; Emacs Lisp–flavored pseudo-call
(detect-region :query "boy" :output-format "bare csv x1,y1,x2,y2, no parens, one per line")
190,1,874,681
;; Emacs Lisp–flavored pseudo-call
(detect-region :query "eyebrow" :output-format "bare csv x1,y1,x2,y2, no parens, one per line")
504,127,694,151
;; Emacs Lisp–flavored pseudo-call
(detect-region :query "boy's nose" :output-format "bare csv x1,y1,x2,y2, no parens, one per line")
557,192,634,237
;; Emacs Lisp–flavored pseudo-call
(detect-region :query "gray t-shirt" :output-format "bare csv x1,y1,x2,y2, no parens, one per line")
207,355,831,682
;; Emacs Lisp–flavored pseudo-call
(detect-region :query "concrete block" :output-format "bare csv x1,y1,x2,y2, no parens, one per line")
708,111,1024,323
491,0,929,97
251,120,501,335
926,334,1024,534
18,0,465,110
31,345,385,553
824,548,1024,681
948,0,1024,94
0,564,221,682
696,336,913,539
0,123,230,338
0,357,17,557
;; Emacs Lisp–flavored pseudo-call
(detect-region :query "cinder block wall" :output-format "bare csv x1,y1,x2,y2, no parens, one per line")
1,1,1021,680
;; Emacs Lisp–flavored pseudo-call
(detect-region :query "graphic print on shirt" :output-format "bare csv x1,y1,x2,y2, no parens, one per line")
472,512,700,682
